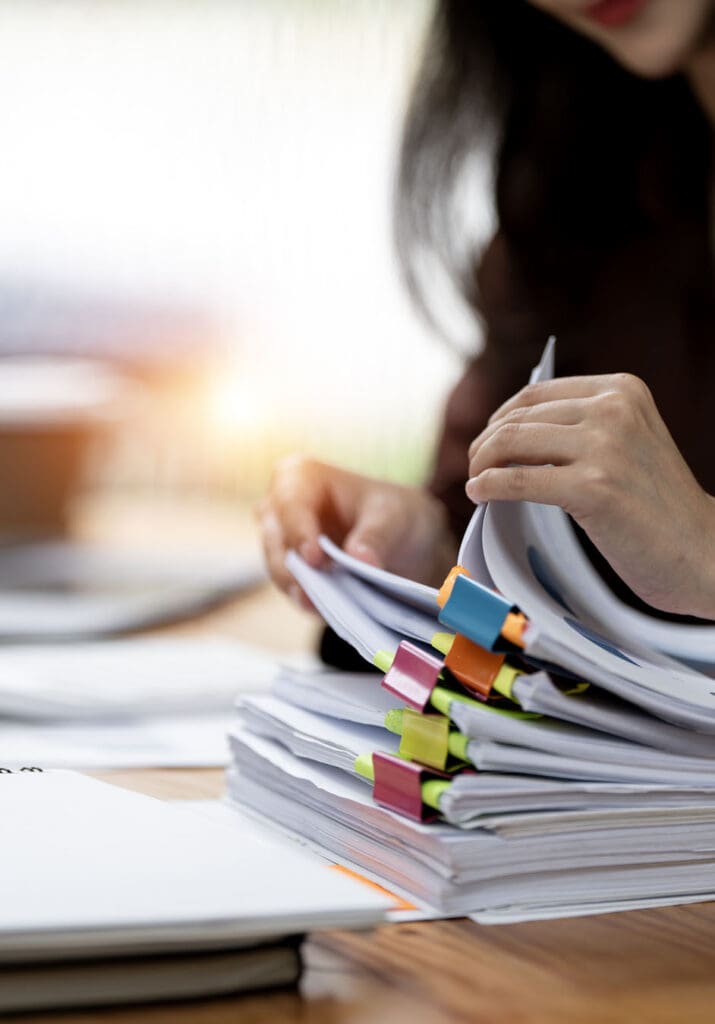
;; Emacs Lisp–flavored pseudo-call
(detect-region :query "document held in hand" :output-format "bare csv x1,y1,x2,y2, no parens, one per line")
225,336,715,925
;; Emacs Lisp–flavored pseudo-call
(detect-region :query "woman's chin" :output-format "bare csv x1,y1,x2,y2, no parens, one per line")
601,36,697,78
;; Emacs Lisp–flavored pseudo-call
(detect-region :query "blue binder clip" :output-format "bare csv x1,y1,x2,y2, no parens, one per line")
438,573,515,652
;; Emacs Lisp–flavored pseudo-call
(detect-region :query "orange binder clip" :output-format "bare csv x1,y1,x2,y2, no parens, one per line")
436,565,471,609
502,611,528,648
444,633,505,699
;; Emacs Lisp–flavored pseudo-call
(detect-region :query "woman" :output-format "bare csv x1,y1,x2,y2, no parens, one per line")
260,0,715,624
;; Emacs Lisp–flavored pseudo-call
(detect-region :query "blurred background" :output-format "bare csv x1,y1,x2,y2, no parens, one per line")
0,0,494,535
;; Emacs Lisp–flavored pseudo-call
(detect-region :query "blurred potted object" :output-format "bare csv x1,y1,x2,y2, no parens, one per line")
0,358,138,539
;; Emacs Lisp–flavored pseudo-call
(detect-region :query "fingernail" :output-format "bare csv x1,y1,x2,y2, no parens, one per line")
349,542,381,567
465,478,478,501
300,540,323,566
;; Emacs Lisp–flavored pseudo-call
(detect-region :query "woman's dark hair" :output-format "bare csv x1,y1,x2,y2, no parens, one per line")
396,0,712,345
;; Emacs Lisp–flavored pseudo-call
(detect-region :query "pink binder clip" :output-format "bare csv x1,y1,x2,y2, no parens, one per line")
381,641,443,712
372,752,437,823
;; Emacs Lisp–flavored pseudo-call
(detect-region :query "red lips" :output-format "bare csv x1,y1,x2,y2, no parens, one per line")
585,0,649,28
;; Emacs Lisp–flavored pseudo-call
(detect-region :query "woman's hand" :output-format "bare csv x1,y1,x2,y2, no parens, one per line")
258,456,457,607
466,373,715,618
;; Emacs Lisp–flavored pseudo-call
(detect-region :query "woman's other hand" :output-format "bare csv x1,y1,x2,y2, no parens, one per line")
258,456,457,607
467,373,715,618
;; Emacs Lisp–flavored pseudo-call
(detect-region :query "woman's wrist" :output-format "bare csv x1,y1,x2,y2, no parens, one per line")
686,494,715,620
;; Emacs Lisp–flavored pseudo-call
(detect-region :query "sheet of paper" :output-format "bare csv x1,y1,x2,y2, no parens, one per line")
180,800,435,923
482,499,715,726
465,736,715,787
511,672,715,757
458,336,555,579
273,667,399,727
0,713,235,768
516,498,715,673
318,535,438,613
470,891,715,925
339,574,441,645
0,638,283,720
285,553,400,665
449,682,715,764
236,693,400,772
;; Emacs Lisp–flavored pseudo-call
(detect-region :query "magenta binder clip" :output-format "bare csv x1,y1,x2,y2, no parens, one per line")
381,641,443,712
372,752,436,823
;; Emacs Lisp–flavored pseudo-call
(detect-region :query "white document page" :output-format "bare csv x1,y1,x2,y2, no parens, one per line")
318,535,438,613
482,499,715,726
236,694,400,773
0,638,279,720
339,574,441,645
0,713,234,768
273,667,398,727
458,335,555,579
285,553,401,664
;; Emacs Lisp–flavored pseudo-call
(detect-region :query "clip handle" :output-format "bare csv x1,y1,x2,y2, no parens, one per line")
438,573,515,651
382,641,443,712
354,751,452,816
371,752,436,822
396,709,450,770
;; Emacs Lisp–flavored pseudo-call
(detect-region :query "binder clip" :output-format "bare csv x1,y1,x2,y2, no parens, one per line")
443,633,521,701
372,752,449,822
444,633,503,697
437,565,471,609
396,708,450,770
438,572,527,652
381,640,443,712
399,708,470,772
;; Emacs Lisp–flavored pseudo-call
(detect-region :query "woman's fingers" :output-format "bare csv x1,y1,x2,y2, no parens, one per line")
258,506,297,597
468,422,583,479
258,455,331,607
343,491,408,568
466,464,572,507
260,457,408,600
467,375,659,499
469,398,589,461
269,456,327,566
487,373,651,425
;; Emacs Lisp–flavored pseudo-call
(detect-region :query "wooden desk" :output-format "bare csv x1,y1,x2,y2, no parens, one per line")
11,496,715,1024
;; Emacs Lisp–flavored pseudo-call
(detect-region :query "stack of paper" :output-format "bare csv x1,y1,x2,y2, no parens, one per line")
226,340,715,922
